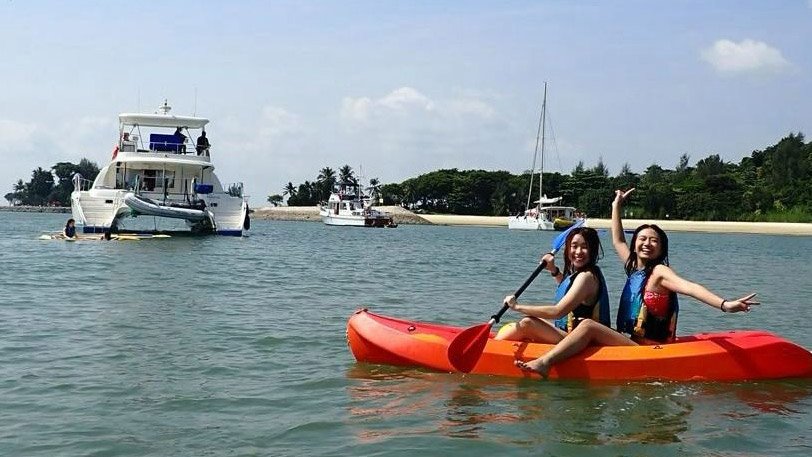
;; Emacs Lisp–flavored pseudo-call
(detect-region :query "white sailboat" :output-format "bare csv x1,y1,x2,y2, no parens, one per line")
508,83,579,231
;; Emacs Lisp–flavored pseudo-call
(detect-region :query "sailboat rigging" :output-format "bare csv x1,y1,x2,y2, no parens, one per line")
508,82,580,231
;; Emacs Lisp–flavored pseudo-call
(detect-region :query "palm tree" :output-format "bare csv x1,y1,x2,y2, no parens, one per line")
317,166,337,199
339,165,356,185
318,167,336,185
367,177,382,203
283,182,297,198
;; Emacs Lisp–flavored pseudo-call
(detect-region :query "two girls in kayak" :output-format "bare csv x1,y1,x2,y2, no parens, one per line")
503,188,759,377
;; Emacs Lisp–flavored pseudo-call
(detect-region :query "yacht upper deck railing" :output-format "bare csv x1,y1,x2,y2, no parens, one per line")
72,174,94,192
118,135,212,161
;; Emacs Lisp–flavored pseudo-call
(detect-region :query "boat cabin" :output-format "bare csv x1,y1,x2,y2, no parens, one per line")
326,182,369,216
117,101,212,159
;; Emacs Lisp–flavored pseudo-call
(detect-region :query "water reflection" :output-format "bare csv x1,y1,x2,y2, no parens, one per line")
698,380,812,416
346,364,812,449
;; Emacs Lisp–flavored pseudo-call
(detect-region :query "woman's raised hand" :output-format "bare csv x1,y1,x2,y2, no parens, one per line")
612,188,635,207
503,295,518,310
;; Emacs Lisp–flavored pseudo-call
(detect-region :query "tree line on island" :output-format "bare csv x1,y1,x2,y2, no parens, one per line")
270,132,812,222
5,159,100,207
6,133,810,222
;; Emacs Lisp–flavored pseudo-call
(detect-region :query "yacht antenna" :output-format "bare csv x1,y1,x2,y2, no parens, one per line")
158,100,172,115
194,87,198,116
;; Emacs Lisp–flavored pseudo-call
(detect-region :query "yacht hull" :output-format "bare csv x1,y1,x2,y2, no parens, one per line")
72,188,247,236
507,216,554,231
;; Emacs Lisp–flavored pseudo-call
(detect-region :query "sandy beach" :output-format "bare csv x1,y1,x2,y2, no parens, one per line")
252,206,812,235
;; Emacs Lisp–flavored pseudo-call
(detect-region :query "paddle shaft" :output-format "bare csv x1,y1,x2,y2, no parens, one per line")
491,259,549,324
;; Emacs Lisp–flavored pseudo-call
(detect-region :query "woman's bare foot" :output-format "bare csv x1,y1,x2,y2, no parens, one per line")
514,358,550,378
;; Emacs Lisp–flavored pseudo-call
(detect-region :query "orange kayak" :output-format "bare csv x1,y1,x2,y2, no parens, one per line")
347,309,812,381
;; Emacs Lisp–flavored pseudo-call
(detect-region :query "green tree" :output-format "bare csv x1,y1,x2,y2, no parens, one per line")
267,194,283,206
282,182,297,203
25,167,55,206
367,177,382,203
317,167,337,200
380,183,403,205
338,165,356,185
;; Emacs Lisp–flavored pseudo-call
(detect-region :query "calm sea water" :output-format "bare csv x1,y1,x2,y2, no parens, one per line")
1,211,811,456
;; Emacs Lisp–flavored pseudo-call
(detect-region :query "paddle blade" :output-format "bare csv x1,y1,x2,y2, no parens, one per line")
448,322,494,373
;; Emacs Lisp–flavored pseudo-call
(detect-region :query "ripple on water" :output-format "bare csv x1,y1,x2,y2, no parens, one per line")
2,213,812,456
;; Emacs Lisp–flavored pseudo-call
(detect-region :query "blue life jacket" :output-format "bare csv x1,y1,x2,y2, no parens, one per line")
65,225,76,238
553,267,611,332
617,269,680,342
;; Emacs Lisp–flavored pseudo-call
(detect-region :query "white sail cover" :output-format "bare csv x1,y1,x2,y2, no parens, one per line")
534,196,562,205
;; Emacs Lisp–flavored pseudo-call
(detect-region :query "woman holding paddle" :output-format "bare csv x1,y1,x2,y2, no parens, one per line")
494,226,612,343
515,188,759,377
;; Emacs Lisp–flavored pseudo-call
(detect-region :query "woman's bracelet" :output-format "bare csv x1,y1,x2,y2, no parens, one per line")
720,299,727,313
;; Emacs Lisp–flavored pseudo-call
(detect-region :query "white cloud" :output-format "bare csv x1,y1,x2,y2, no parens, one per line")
701,39,790,74
211,105,315,199
340,86,498,130
340,87,437,124
0,119,37,148
334,87,517,186
0,116,116,199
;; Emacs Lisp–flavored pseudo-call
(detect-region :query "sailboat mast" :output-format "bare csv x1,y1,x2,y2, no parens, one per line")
539,82,547,207
525,85,545,211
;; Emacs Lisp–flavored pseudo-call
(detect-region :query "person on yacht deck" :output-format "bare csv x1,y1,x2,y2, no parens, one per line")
174,127,187,153
196,130,210,156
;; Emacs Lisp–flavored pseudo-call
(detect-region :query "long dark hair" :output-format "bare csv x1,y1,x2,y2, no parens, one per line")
624,224,669,278
563,227,603,275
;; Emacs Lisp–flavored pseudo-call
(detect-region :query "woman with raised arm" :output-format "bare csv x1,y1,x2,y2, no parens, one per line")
516,188,759,377
494,227,611,344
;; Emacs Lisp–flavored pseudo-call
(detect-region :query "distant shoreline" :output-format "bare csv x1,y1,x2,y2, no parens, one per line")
252,206,812,235
421,215,812,235
0,206,71,213
5,205,809,235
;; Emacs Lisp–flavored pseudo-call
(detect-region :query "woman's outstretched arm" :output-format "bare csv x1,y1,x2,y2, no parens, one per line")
654,265,760,313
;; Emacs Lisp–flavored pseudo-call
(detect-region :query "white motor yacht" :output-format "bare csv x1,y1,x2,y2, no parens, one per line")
318,182,395,227
70,101,249,236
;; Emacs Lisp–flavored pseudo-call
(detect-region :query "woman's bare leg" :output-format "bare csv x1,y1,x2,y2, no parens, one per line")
516,319,636,377
494,316,566,344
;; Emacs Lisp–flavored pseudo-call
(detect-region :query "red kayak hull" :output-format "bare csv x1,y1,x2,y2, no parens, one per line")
347,309,812,381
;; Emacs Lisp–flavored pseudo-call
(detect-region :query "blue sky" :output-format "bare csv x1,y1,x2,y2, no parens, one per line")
1,1,810,205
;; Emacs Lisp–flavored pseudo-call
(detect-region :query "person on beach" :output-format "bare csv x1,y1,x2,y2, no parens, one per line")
494,226,612,343
63,218,77,239
516,188,760,377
